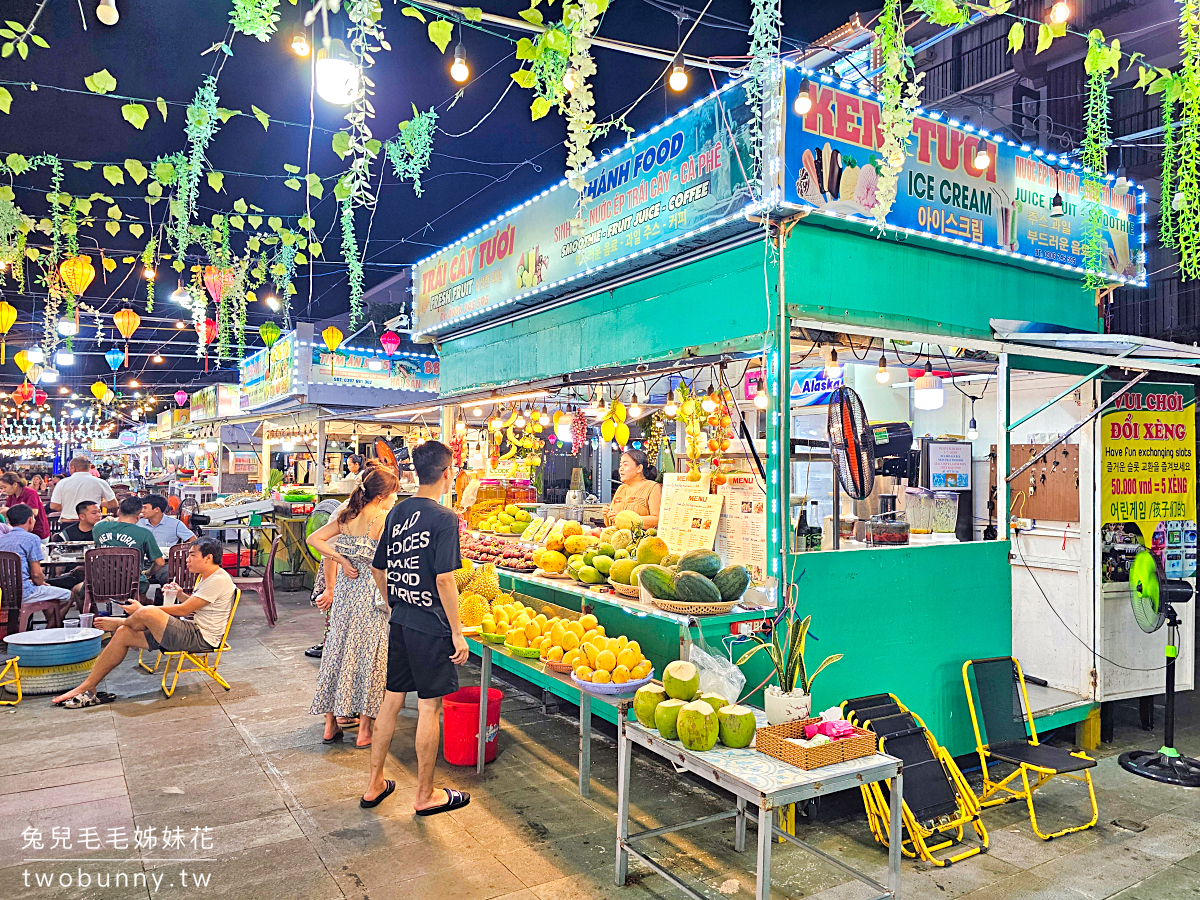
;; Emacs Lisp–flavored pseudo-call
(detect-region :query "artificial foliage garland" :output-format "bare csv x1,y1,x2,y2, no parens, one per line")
340,199,365,328
229,0,281,42
872,0,924,226
187,270,207,359
141,236,157,312
1175,0,1200,280
745,0,781,196
1161,97,1178,251
564,0,602,194
172,78,221,259
1081,33,1117,291
385,106,438,196
339,0,388,209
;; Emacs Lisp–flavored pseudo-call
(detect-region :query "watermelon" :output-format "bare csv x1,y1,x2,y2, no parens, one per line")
677,549,722,579
673,570,722,604
713,565,751,601
639,565,677,600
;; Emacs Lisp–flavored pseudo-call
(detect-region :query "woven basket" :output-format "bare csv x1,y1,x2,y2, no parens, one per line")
505,643,542,658
650,597,739,616
755,717,877,771
540,656,574,673
480,631,507,644
609,582,640,598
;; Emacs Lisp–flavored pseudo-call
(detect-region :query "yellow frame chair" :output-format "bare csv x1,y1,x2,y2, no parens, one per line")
843,693,987,867
962,656,1098,840
0,656,20,705
155,590,241,698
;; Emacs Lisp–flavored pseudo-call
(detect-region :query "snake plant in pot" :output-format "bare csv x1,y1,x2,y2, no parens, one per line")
736,603,843,725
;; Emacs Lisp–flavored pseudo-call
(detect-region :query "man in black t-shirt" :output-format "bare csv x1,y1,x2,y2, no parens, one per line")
362,440,470,816
59,500,103,543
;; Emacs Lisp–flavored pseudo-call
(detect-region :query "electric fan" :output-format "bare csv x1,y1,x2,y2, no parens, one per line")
827,386,876,500
178,497,200,529
374,437,400,479
1117,550,1200,787
304,499,343,561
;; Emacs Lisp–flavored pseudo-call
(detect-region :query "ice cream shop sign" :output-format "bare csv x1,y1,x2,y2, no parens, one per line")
780,65,1144,284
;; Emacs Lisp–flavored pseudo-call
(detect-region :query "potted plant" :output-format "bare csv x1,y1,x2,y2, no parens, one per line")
736,602,842,725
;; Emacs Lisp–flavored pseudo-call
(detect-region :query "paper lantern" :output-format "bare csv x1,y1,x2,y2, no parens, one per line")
175,390,188,406
379,330,401,356
196,317,218,372
26,363,43,385
0,300,15,365
59,255,96,297
102,389,114,405
322,325,343,353
113,306,140,365
105,346,123,373
33,388,47,406
92,381,108,401
259,320,281,347
202,266,235,305
12,381,33,404
12,349,30,374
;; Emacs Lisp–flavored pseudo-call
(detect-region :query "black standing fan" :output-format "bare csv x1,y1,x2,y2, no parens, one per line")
827,386,876,499
1118,550,1200,787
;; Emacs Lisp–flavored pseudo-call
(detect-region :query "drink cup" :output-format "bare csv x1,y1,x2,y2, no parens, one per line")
163,585,179,604
79,613,95,629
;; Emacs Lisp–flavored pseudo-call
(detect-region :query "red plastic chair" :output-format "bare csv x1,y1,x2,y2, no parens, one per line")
0,550,67,633
82,547,140,615
168,543,199,593
232,537,280,627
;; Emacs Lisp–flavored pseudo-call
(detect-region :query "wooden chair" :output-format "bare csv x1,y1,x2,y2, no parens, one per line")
82,547,140,615
0,550,67,633
159,589,241,697
232,537,280,627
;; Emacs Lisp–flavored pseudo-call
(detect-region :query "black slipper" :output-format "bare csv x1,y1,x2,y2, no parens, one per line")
415,788,470,817
360,779,395,809
95,692,117,704
321,729,344,744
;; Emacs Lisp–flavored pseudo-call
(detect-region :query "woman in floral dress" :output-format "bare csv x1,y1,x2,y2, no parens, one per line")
307,466,400,747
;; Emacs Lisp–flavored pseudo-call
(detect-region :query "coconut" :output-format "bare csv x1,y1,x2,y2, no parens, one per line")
717,705,757,749
662,660,700,701
697,692,729,715
633,684,668,727
654,698,687,740
676,700,719,752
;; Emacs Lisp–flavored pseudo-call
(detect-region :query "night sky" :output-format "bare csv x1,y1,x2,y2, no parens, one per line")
1,0,865,391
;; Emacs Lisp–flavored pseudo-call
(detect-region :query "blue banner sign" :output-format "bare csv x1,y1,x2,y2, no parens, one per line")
779,65,1145,285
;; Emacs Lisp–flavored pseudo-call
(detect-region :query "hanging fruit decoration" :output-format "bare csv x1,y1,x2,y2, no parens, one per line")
12,381,33,404
600,398,630,449
174,390,188,406
59,255,96,297
12,349,31,375
0,300,16,365
202,266,235,305
91,381,108,401
322,325,343,353
706,386,736,486
379,329,401,356
571,408,587,455
113,306,141,366
196,317,218,372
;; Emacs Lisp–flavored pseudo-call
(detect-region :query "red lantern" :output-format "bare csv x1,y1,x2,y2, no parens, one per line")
379,330,401,356
12,381,33,404
203,266,235,305
195,317,218,372
33,388,47,406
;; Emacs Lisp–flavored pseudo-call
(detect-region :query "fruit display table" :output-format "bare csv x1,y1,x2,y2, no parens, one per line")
616,708,902,900
467,635,635,796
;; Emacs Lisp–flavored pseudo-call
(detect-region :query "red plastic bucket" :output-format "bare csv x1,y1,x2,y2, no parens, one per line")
442,686,503,766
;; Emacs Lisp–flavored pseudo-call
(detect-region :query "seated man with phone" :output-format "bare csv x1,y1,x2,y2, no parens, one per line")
53,538,237,708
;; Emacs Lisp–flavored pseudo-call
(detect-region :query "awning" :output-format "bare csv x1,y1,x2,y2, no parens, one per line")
990,329,1200,366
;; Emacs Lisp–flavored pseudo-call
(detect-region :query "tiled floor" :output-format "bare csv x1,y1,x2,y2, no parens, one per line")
1,591,1199,900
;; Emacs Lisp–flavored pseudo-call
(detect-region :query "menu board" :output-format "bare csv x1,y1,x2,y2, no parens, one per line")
715,473,767,583
927,441,972,490
658,488,724,554
1100,382,1196,580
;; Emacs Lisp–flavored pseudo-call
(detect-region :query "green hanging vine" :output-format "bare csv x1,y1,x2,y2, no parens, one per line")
1081,33,1120,290
746,0,781,196
385,106,437,197
340,200,364,328
1160,97,1178,250
1174,0,1200,279
335,0,387,209
872,0,924,226
564,0,603,193
141,236,157,312
229,0,280,42
172,77,221,259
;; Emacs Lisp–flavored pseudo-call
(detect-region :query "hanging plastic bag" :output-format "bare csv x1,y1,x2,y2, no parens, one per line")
684,623,746,705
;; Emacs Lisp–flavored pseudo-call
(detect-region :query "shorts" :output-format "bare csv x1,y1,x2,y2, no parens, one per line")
386,623,459,699
145,616,216,654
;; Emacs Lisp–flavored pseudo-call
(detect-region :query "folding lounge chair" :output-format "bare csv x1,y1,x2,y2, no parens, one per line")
158,590,241,698
962,657,1098,840
843,694,987,866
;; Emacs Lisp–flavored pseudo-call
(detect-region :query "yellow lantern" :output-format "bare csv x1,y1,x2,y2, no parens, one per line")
113,306,141,365
0,300,15,365
13,349,30,374
91,381,108,401
322,325,343,353
59,255,96,297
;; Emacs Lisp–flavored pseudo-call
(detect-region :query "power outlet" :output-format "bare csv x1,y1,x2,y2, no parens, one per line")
1010,517,1033,532
730,619,768,636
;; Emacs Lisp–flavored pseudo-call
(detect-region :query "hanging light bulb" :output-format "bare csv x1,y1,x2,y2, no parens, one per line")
967,417,979,441
40,367,58,384
793,77,813,116
876,354,890,384
823,347,842,379
1173,190,1187,211
315,38,361,105
128,379,139,388
96,0,119,26
455,416,467,434
58,386,69,395
539,405,550,426
629,393,641,418
473,404,483,417
1114,165,1129,193
701,385,717,414
668,53,688,92
26,346,43,365
152,353,164,363
367,357,383,371
753,381,768,410
171,283,190,305
913,361,945,411
56,349,74,367
291,32,311,56
515,409,527,429
972,139,991,170
664,396,679,417
588,389,599,411
57,317,78,336
143,265,156,280
450,41,470,83
1050,190,1064,218
1048,0,1069,24
563,66,579,93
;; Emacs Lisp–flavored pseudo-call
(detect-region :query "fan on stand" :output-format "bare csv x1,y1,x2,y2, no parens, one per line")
1118,550,1200,787
827,386,876,500
305,499,343,561
374,437,400,480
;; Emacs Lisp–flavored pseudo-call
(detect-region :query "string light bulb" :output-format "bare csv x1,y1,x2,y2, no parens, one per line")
1050,190,1064,218
315,38,361,105
823,347,842,379
701,386,717,414
793,77,812,116
143,266,155,280
152,354,164,363
515,410,527,429
539,405,550,426
96,0,118,26
1049,1,1069,24
473,404,482,417
664,396,679,417
563,66,579,92
450,41,470,83
588,389,599,411
913,361,945,411
629,393,641,418
291,32,311,56
876,353,890,384
753,381,768,410
668,54,688,92
972,139,990,170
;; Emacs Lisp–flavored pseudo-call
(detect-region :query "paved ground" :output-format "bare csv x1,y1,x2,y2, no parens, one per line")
2,591,1199,900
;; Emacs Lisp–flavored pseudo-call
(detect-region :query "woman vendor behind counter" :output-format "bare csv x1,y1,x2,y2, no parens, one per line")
604,449,661,529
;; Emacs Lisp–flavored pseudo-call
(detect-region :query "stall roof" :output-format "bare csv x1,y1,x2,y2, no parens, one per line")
990,330,1200,365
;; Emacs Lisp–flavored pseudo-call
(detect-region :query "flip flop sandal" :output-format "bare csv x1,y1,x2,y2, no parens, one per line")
59,693,102,709
321,729,344,744
95,692,117,704
416,788,470,817
355,741,372,750
337,718,360,728
360,779,395,809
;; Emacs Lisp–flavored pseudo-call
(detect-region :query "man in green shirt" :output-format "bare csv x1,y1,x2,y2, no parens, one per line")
93,496,166,598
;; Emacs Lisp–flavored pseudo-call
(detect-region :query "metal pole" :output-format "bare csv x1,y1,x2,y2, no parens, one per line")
997,352,1009,540
1008,351,1135,432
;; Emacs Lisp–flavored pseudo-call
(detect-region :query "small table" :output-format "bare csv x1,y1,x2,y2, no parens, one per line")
42,552,86,575
616,710,902,900
470,638,635,796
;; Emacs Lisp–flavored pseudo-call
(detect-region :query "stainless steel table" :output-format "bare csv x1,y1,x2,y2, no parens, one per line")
616,709,903,900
